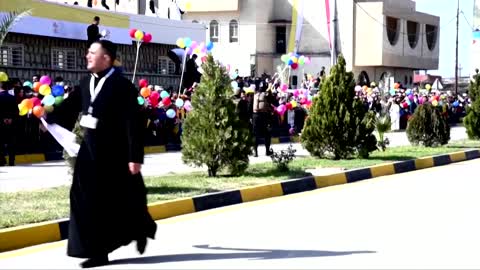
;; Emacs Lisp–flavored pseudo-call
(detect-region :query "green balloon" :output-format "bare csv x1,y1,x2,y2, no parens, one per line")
44,105,54,113
137,96,145,105
54,96,64,105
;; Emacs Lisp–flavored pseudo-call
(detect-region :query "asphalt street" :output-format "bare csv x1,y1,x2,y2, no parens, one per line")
0,158,479,269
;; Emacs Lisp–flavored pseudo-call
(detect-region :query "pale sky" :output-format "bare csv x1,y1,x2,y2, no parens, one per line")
415,0,475,78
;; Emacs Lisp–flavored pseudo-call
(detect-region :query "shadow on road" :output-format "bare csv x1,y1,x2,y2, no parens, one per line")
110,245,376,265
146,186,220,195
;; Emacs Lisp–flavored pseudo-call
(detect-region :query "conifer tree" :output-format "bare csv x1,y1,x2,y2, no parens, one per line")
464,70,480,139
301,55,377,159
407,103,450,147
181,55,252,177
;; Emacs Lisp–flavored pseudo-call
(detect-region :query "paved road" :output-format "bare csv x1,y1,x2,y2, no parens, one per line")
1,159,479,269
0,127,468,192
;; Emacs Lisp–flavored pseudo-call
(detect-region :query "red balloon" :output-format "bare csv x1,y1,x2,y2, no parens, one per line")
139,79,148,88
150,91,160,101
291,63,299,70
143,33,152,43
149,97,159,107
162,97,171,107
286,103,293,110
129,29,137,38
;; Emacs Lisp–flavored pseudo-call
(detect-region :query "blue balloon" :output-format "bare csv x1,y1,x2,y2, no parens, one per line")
184,38,192,48
453,101,459,107
406,89,412,95
160,90,169,99
175,98,184,108
23,81,33,89
288,59,294,65
52,85,65,97
42,95,55,106
166,109,176,119
206,41,214,51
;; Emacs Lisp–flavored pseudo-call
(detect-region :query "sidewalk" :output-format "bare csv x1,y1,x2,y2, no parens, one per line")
0,127,468,193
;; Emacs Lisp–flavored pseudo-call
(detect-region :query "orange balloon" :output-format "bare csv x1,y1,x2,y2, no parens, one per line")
22,98,34,110
33,82,41,92
32,106,45,118
140,87,151,98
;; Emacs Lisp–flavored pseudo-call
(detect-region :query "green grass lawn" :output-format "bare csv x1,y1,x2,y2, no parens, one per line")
1,139,479,229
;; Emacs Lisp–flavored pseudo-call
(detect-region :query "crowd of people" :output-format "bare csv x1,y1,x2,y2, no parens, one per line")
0,64,470,167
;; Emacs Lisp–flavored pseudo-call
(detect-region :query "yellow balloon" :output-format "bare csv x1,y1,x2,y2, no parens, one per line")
39,85,51,96
185,1,192,11
176,38,185,48
291,57,298,64
291,100,298,108
425,84,432,90
193,48,201,55
432,100,438,106
0,71,8,82
135,30,144,41
18,105,28,116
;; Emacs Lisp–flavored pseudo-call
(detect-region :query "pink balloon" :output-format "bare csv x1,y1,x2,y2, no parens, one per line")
39,75,51,86
281,83,288,92
293,89,300,97
276,104,286,115
31,97,41,107
304,57,311,65
190,41,198,50
143,33,152,43
184,100,193,112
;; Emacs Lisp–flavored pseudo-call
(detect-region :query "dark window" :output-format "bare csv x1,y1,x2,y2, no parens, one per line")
276,26,287,54
426,24,438,51
229,20,238,43
210,20,219,42
357,71,370,86
386,16,400,46
407,20,419,49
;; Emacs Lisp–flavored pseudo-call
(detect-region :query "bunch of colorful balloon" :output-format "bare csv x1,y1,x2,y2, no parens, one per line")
136,78,192,119
129,29,153,83
275,89,313,116
280,52,311,70
176,37,214,63
18,75,65,118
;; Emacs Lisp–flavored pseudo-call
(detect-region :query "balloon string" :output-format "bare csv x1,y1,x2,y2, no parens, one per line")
132,41,141,83
178,49,187,94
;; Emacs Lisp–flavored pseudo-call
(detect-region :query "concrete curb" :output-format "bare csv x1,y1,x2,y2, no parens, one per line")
1,149,479,253
4,136,301,165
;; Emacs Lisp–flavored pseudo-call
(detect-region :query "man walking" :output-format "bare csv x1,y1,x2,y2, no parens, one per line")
46,40,156,268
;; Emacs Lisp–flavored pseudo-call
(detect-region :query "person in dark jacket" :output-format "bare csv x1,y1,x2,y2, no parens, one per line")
87,16,102,47
0,77,19,166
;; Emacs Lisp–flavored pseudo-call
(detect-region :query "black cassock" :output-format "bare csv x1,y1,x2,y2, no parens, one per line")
48,68,157,258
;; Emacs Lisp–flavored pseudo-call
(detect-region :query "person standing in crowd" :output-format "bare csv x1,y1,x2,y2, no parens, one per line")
45,40,156,268
252,83,274,157
184,54,201,89
87,0,111,10
0,74,18,166
87,16,102,48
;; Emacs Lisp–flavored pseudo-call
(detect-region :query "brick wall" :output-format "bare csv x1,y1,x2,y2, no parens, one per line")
1,33,181,89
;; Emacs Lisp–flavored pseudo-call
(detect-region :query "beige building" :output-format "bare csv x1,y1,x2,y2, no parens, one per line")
183,0,440,89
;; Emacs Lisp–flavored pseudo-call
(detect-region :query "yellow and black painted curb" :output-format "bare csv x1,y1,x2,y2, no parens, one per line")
4,137,301,165
1,149,478,253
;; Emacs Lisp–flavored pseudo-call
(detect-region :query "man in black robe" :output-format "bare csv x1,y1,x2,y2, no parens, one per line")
46,40,156,268
87,16,102,48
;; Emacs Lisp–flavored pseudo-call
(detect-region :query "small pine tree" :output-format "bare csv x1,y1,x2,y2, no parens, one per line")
464,71,480,139
63,118,83,175
301,55,377,159
407,103,450,147
181,54,252,177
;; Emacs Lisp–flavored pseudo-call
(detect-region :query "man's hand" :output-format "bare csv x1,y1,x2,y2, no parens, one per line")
3,119,12,125
129,162,142,175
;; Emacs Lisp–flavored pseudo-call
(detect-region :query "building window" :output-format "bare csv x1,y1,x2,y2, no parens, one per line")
404,75,408,85
275,26,287,54
158,57,176,75
229,20,238,43
386,16,400,46
210,20,219,42
357,71,370,86
52,48,76,70
0,44,24,67
407,20,420,49
426,24,438,51
192,20,199,23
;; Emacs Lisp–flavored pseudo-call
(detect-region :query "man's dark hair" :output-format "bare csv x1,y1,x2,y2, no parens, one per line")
94,40,117,62
54,76,64,83
192,54,198,59
94,16,100,22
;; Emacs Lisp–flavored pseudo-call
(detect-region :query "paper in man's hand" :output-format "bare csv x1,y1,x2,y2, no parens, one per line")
40,118,80,157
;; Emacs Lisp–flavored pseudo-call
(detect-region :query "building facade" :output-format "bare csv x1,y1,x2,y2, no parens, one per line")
0,0,205,87
183,0,440,89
